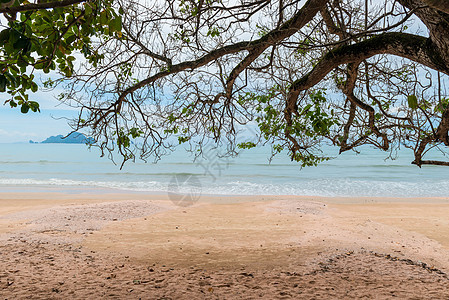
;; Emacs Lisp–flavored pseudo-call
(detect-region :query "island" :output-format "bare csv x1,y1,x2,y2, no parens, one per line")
33,132,95,144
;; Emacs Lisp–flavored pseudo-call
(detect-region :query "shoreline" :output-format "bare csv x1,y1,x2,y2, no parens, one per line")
2,182,449,200
0,190,449,199
1,192,449,298
1,189,449,203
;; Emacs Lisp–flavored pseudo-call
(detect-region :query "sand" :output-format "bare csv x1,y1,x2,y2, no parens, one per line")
1,192,449,299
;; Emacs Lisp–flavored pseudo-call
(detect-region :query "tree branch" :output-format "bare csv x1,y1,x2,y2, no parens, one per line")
224,0,328,98
412,160,449,166
287,32,449,112
421,0,449,15
0,0,86,14
342,63,389,151
119,0,329,105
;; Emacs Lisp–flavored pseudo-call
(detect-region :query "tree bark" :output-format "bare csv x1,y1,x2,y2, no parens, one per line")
422,0,449,15
288,32,449,101
0,0,85,13
399,0,449,68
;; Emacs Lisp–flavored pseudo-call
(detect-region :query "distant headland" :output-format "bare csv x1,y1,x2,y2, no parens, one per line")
29,132,95,144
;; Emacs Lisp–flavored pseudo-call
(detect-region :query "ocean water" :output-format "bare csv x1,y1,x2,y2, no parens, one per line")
0,143,448,197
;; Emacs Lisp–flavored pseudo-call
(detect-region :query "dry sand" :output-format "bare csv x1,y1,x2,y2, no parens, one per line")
1,192,449,299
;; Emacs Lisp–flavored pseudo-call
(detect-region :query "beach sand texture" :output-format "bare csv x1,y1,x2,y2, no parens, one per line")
1,193,449,299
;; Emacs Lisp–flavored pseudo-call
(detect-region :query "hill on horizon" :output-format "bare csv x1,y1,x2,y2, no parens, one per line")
31,132,95,144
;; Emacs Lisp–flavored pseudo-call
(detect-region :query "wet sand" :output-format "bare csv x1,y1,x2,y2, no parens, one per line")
1,192,449,298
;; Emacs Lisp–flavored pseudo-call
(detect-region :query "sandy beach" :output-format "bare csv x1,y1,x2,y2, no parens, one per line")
1,192,449,299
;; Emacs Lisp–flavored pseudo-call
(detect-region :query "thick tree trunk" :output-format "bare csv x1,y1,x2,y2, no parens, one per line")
422,0,449,15
399,0,449,68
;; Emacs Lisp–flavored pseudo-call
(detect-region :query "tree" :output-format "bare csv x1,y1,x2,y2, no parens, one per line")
0,0,122,112
4,0,449,167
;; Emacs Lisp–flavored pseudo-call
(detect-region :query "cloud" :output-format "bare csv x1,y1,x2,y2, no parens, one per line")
0,106,73,143
0,128,39,138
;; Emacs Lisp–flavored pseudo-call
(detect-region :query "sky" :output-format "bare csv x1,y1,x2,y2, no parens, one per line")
0,88,76,143
0,15,78,143
0,0,430,144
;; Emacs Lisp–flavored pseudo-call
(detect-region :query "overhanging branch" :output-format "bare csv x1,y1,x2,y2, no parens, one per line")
225,0,328,98
119,0,329,104
412,160,449,166
287,32,449,111
0,0,85,14
422,0,449,15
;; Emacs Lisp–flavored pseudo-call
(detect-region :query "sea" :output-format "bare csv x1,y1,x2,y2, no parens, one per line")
0,143,448,197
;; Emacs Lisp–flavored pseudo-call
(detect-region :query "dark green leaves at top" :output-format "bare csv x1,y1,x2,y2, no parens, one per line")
0,0,122,113
27,101,40,112
20,102,30,113
19,101,39,114
0,75,7,92
407,95,418,110
0,29,10,43
13,37,31,53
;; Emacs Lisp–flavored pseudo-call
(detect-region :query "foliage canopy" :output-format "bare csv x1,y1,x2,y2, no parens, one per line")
3,0,449,167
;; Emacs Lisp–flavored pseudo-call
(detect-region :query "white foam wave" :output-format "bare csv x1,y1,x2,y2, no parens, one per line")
0,178,167,192
1,177,448,198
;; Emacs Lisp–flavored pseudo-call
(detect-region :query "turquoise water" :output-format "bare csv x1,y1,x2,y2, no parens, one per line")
0,143,448,197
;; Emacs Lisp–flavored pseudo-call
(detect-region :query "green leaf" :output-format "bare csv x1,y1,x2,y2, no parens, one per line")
0,29,10,43
0,75,7,92
99,11,108,25
4,72,16,86
65,33,76,45
237,142,257,149
30,82,38,93
21,103,30,113
407,95,418,110
109,17,122,32
17,57,28,68
28,101,40,112
13,38,30,51
85,3,93,16
177,136,190,144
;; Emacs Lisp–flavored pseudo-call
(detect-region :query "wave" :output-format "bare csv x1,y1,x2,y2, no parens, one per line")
1,177,448,198
0,178,165,192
